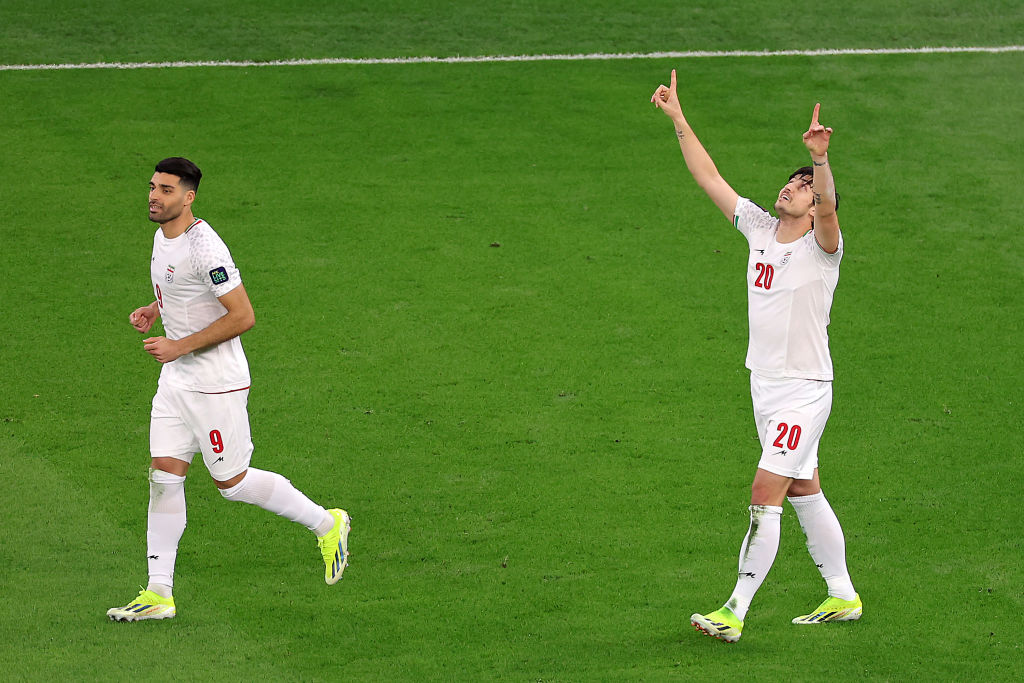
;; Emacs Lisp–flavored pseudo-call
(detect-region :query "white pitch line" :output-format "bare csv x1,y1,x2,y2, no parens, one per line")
1,45,1021,72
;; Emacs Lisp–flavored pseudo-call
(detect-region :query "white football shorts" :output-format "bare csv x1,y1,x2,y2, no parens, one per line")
750,373,833,480
150,383,253,481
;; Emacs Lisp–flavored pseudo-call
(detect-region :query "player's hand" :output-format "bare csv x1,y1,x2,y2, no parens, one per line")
651,69,684,121
129,303,158,333
143,336,185,363
802,103,833,157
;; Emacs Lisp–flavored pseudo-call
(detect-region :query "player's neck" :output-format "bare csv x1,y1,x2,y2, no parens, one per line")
776,215,812,244
160,211,197,239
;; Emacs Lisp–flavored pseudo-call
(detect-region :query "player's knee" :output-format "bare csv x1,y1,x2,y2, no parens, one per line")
150,456,189,477
149,467,186,515
150,467,186,486
220,479,246,501
750,478,788,506
219,468,276,506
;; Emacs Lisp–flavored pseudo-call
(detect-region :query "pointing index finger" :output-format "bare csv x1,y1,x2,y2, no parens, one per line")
670,69,677,91
811,102,821,126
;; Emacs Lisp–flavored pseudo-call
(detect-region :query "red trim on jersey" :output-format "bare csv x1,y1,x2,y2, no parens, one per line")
199,385,251,395
184,219,202,234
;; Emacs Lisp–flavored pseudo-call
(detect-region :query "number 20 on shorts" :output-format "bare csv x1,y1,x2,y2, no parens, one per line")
773,422,801,450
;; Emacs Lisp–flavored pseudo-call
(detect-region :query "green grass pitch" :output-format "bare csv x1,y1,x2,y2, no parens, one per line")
1,1,1022,680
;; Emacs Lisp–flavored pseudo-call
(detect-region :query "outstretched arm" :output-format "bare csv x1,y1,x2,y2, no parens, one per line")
803,103,840,253
651,69,739,222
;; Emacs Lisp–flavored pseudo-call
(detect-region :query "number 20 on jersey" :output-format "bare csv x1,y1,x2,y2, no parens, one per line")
754,263,774,290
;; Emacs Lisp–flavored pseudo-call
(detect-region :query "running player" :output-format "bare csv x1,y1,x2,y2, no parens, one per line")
651,70,861,642
108,157,351,622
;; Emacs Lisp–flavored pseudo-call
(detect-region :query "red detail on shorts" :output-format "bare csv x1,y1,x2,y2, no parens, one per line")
199,386,250,395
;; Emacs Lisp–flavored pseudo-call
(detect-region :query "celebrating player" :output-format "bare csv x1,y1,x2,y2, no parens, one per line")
651,70,861,642
108,157,351,622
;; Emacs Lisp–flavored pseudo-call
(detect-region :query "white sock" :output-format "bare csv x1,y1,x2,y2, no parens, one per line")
147,469,187,590
147,583,173,599
788,491,857,600
221,468,334,535
725,505,782,621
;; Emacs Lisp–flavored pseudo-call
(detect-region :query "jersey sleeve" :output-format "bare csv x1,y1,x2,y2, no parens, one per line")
189,224,243,298
813,230,844,269
733,197,777,240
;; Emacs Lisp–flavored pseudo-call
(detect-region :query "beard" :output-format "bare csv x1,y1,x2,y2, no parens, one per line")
148,205,183,224
775,199,810,218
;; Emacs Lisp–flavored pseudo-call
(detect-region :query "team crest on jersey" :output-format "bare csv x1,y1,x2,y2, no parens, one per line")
209,266,229,285
780,251,793,266
165,265,175,283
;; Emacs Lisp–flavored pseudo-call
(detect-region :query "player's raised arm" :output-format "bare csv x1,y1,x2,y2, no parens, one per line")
802,103,840,253
651,69,739,222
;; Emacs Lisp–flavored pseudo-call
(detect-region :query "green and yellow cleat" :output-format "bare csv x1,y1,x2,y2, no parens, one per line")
107,589,176,622
317,509,351,585
691,606,743,643
792,594,862,624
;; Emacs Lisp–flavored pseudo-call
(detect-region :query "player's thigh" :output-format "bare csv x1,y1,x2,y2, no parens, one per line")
149,385,200,467
787,469,821,497
754,377,832,480
182,390,254,482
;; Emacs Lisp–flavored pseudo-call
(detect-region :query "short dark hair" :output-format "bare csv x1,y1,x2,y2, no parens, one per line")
790,166,840,213
155,157,202,192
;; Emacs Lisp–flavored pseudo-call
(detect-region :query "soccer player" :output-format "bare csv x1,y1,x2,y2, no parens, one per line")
107,157,351,622
651,70,861,642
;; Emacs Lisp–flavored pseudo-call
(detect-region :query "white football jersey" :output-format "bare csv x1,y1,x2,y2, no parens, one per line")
149,218,250,392
733,197,842,381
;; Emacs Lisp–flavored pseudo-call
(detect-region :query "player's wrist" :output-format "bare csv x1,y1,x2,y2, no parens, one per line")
811,153,828,166
172,336,192,357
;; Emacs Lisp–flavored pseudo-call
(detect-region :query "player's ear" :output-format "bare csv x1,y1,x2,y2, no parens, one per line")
185,189,196,205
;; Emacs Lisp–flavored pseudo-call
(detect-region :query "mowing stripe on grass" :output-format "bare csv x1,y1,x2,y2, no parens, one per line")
1,45,1021,71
